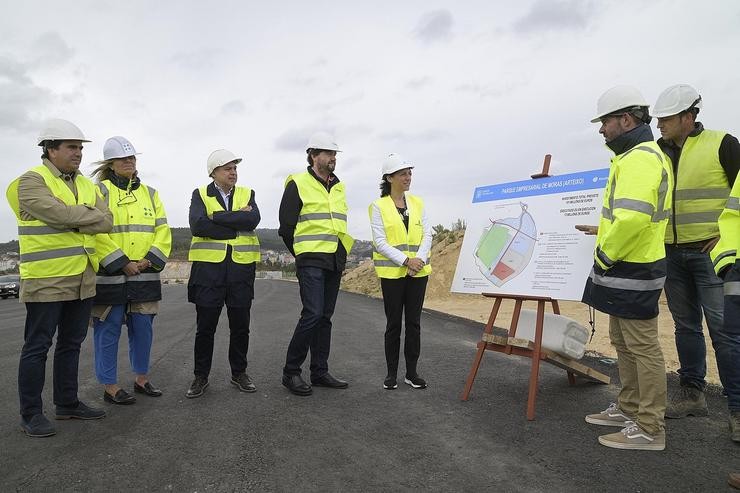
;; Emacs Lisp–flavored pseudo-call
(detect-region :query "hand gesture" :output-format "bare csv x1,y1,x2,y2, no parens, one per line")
406,257,425,276
122,262,140,277
575,224,598,235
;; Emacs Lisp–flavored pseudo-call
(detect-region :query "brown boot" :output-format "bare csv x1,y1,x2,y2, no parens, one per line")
665,386,708,419
728,473,740,490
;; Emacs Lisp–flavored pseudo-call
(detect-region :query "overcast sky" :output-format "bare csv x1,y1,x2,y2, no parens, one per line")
2,1,739,243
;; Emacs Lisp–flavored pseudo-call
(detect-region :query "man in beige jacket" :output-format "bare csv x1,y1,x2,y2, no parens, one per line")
6,119,113,437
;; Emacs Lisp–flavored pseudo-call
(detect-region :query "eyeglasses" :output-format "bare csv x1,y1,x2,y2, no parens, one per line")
599,114,626,124
117,189,138,206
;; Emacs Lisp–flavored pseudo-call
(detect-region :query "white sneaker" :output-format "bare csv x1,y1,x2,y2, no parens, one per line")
585,402,634,427
404,375,427,389
598,421,665,451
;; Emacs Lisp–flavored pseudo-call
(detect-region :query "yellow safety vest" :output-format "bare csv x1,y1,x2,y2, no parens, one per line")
95,179,171,270
6,164,98,279
289,172,354,256
666,129,729,243
595,142,672,269
369,194,432,279
188,186,260,264
584,141,673,319
711,178,740,275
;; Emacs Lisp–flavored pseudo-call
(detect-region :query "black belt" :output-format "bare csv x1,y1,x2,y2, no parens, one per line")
669,240,708,250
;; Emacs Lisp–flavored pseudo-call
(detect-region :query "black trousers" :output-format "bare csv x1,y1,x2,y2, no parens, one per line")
380,276,428,378
19,299,93,417
194,302,251,377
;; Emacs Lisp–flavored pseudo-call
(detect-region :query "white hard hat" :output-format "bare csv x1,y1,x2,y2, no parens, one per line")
651,84,702,118
207,149,242,176
37,118,90,146
591,85,649,123
382,153,413,176
102,136,139,160
306,131,340,152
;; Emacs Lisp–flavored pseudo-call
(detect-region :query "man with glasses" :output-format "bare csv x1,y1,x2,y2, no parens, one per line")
278,131,354,396
580,86,672,450
6,119,112,437
652,84,740,442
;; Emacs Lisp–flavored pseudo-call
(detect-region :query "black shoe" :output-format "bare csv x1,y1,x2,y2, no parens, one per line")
282,374,312,396
103,389,136,405
20,414,56,437
134,381,163,397
383,376,398,390
311,373,349,389
55,401,107,420
186,376,209,399
231,373,257,393
404,375,427,389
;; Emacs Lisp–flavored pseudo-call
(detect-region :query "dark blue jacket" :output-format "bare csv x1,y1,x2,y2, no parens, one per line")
187,182,260,307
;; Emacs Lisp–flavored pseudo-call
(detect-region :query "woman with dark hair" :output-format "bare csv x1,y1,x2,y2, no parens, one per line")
90,136,171,404
369,153,432,390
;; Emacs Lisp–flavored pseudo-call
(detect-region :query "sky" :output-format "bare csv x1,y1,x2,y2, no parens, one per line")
2,0,739,243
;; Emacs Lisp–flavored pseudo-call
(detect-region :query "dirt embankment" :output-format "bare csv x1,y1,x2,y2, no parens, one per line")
341,231,720,384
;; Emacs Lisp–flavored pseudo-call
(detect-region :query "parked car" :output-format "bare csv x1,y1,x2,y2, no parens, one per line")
0,274,20,299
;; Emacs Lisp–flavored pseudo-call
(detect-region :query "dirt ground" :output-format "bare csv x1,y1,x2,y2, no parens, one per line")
341,230,721,385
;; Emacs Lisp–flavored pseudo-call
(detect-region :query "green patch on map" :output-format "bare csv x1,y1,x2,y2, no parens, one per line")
475,225,510,268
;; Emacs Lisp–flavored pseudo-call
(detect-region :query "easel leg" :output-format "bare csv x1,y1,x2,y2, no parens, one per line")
526,300,546,420
461,342,486,401
461,298,502,401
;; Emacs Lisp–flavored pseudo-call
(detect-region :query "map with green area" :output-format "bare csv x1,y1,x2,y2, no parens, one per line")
474,203,536,287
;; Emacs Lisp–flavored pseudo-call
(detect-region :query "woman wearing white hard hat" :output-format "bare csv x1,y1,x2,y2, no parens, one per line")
369,154,432,390
90,136,172,404
185,150,261,398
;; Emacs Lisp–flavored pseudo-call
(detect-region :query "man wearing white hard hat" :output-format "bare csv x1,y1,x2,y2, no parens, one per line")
579,86,673,450
6,119,112,437
89,137,171,404
653,84,740,441
369,154,432,390
278,131,354,396
185,149,261,398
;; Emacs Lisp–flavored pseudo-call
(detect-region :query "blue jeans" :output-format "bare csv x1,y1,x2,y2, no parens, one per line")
722,265,740,411
664,246,740,410
93,305,154,384
283,266,341,379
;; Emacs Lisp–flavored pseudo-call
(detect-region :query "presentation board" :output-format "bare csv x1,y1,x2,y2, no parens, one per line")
451,168,609,301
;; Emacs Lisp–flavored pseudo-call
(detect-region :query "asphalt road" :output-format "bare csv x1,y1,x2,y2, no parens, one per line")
0,280,736,492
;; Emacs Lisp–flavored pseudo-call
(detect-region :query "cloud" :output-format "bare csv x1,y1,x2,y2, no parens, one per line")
170,48,223,71
221,100,246,115
413,10,453,43
406,76,433,91
274,127,313,152
513,0,594,33
31,32,74,67
0,56,52,131
378,128,447,143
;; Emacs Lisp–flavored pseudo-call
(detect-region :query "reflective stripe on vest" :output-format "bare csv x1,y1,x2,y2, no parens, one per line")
666,129,729,243
369,194,431,279
726,281,740,296
289,172,354,255
96,272,162,285
6,165,98,279
711,179,740,273
602,152,670,223
589,270,666,291
188,186,260,264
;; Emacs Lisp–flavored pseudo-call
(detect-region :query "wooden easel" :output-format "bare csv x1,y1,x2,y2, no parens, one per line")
460,155,610,421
